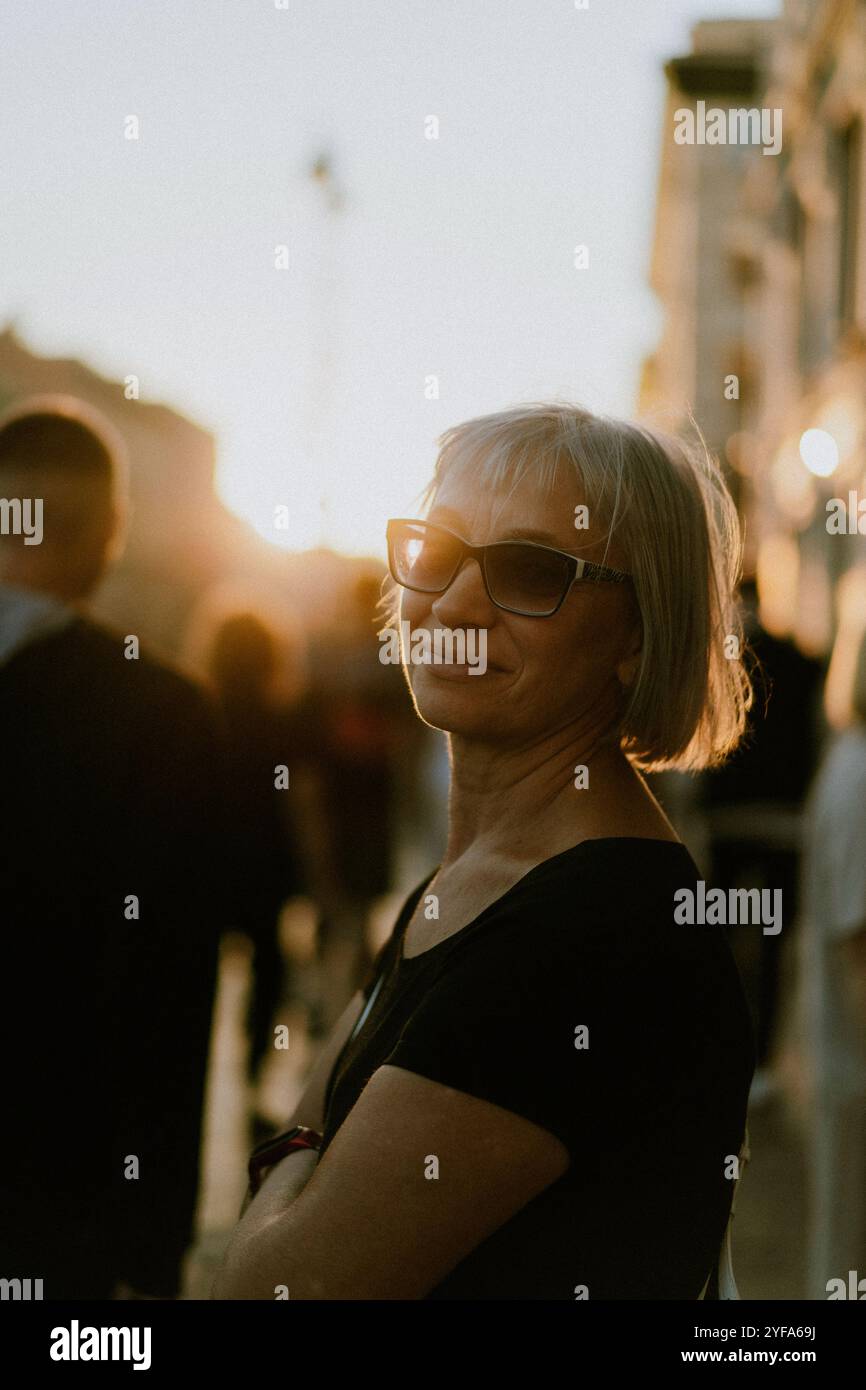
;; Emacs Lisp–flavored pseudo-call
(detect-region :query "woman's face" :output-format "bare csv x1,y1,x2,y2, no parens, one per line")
399,464,642,746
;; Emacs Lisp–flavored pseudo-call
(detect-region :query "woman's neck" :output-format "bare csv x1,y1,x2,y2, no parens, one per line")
441,727,662,869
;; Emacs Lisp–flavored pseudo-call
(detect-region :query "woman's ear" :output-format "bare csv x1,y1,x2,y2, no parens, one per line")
616,653,641,687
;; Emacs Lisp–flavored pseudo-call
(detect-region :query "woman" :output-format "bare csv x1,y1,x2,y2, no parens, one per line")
213,403,756,1300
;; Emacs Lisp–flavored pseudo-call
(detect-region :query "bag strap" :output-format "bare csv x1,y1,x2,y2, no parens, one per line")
698,1124,751,1301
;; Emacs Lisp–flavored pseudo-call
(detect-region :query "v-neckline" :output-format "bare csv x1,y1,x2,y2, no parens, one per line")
398,836,689,963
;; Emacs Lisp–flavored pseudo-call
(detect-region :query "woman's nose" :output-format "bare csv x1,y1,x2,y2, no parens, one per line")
430,554,496,627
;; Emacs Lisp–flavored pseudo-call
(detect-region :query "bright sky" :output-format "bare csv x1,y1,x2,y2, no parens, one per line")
2,0,779,558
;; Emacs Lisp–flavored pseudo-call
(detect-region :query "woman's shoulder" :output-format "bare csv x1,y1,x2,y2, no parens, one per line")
405,840,753,1078
500,836,701,929
427,838,702,973
393,838,723,989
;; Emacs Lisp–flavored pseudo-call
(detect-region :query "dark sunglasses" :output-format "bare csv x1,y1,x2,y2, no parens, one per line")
386,518,632,618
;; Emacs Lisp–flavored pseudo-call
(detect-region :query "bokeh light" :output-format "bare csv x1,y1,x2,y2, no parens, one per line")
798,428,839,477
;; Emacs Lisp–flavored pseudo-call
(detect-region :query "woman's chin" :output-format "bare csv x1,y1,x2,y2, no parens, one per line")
409,667,505,734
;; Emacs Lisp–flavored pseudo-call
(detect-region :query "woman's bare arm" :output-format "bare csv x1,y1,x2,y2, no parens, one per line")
213,1147,321,1298
233,988,367,1223
213,1065,571,1299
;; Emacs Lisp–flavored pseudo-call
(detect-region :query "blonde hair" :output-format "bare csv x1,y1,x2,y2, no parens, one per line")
383,402,754,772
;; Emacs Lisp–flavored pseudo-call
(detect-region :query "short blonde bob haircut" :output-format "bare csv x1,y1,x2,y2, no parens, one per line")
384,402,753,773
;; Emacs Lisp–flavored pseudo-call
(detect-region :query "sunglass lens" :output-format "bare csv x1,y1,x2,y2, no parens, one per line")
392,526,460,591
486,543,571,614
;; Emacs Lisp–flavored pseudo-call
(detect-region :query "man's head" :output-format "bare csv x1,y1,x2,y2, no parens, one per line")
0,395,128,600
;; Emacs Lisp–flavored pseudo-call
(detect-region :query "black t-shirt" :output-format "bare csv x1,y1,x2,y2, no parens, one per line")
321,837,756,1300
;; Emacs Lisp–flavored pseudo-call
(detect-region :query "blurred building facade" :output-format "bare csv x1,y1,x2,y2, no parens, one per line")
736,0,866,663
640,14,777,529
642,0,866,665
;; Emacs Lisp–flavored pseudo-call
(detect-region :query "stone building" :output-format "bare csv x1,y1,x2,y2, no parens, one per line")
642,2,866,663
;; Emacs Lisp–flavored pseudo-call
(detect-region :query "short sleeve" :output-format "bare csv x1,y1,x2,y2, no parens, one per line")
383,921,659,1162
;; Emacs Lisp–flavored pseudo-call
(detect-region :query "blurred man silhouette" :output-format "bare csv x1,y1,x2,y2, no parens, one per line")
208,613,302,1108
0,396,226,1299
303,575,410,1030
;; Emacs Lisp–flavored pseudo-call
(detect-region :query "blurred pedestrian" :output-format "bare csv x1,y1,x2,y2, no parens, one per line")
208,613,303,1098
304,575,411,1030
697,577,824,1103
799,623,866,1299
0,396,227,1299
